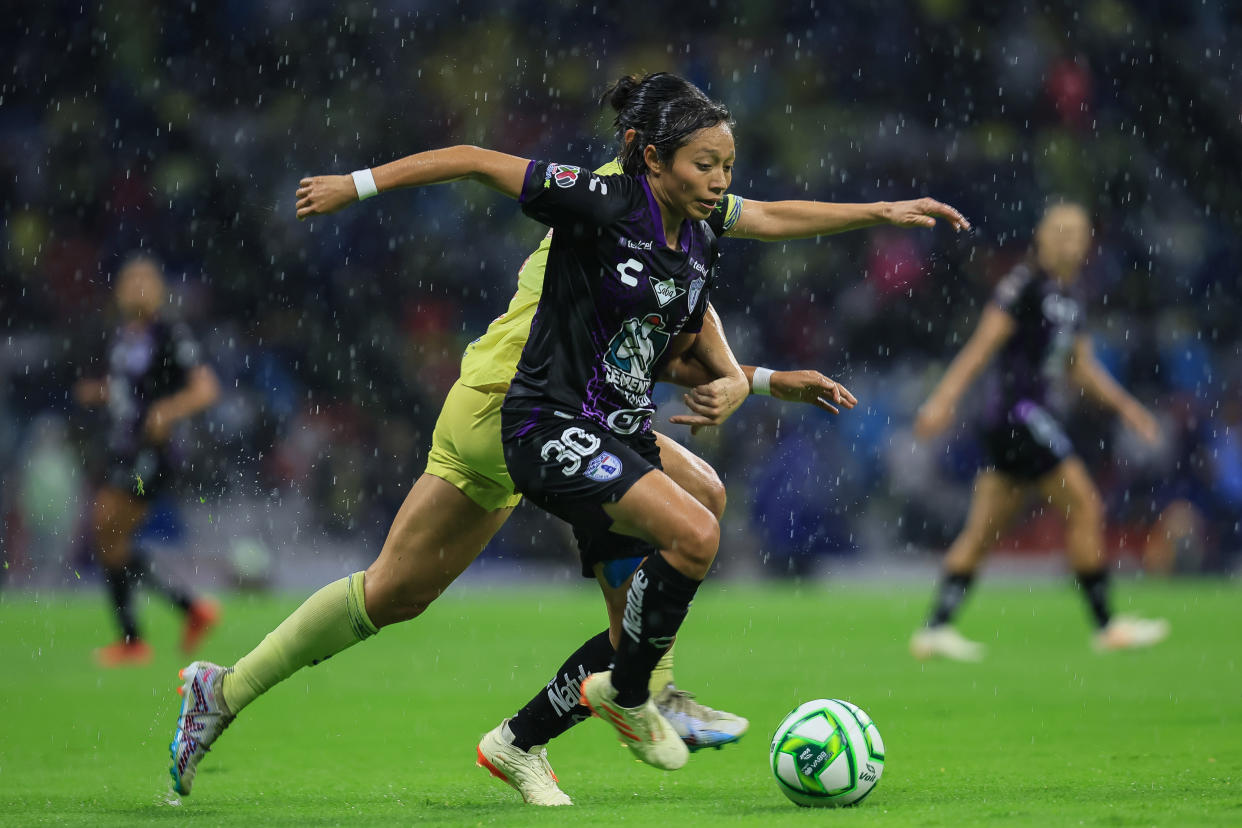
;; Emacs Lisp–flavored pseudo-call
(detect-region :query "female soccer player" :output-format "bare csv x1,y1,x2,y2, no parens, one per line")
170,73,965,804
910,203,1169,661
74,255,221,666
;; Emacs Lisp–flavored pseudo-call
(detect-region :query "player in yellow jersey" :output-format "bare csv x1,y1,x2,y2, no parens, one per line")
170,73,967,805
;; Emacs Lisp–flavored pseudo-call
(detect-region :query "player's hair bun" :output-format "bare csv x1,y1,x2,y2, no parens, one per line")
602,74,642,113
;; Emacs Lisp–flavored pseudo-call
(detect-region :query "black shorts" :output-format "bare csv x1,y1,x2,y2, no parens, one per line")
502,406,660,579
983,401,1075,481
105,446,170,500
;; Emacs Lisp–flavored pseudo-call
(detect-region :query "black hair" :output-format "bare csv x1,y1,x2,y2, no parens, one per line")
600,72,732,176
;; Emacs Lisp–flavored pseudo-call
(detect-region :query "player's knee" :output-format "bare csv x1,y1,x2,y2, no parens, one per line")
363,564,439,627
671,516,719,574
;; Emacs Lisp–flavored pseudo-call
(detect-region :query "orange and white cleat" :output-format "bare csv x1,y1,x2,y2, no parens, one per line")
181,599,220,654
580,671,688,771
476,719,572,806
94,638,153,668
1093,615,1170,652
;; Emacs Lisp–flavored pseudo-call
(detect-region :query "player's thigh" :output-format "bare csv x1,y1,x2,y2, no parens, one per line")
1037,456,1102,522
366,473,512,611
92,486,149,555
960,470,1026,541
603,469,719,573
426,380,523,512
653,431,725,519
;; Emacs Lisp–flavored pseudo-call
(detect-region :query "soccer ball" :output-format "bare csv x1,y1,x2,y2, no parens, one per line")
769,698,885,807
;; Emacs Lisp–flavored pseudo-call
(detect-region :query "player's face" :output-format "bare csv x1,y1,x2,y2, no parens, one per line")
1035,205,1091,281
115,261,166,320
659,122,735,220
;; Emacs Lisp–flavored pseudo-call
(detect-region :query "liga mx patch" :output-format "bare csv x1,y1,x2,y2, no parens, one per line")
549,163,581,188
584,451,623,482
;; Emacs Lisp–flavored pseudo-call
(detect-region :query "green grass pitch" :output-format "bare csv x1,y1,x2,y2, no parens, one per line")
1,577,1238,826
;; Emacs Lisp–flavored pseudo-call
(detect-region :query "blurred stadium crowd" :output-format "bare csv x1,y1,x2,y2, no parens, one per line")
3,0,1240,584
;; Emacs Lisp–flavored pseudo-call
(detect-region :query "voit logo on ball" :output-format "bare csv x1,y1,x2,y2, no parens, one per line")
584,451,623,482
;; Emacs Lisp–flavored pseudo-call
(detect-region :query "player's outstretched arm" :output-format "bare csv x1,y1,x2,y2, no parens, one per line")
661,355,857,416
143,364,221,443
295,146,531,219
1068,335,1160,444
727,197,970,241
914,304,1015,440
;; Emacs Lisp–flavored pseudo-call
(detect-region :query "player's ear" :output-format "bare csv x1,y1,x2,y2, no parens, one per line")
643,144,662,174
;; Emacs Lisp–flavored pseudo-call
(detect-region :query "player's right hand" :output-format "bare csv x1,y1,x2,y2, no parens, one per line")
769,370,858,415
913,398,955,440
296,175,358,219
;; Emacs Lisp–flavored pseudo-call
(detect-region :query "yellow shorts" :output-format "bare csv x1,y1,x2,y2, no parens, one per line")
424,380,522,512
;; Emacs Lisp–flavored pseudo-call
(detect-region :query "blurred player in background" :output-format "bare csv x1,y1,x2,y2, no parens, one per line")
910,203,1169,661
73,255,221,666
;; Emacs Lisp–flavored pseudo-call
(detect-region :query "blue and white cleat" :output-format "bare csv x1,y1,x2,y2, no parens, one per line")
169,661,234,796
653,683,749,752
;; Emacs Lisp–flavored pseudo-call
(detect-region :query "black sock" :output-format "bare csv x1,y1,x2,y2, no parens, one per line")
508,630,614,752
927,572,975,627
103,565,140,642
611,552,701,708
1075,568,1112,629
130,551,194,613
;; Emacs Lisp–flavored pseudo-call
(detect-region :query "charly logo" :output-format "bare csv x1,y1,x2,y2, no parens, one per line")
603,314,671,409
688,276,705,311
583,451,623,482
649,275,685,307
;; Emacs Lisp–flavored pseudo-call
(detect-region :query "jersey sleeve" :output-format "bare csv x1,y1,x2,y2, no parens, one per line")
706,193,744,236
519,160,634,229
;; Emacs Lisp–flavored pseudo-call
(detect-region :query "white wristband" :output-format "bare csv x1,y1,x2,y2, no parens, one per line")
351,169,378,201
751,367,774,396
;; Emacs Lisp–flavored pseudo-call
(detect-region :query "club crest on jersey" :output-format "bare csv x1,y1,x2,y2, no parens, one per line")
603,314,671,408
688,276,705,311
649,275,686,308
584,451,623,482
546,163,581,188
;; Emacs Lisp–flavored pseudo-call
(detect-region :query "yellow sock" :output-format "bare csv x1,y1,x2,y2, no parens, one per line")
221,571,377,713
648,642,676,694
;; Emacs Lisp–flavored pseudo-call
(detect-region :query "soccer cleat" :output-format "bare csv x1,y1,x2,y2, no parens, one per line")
181,598,220,654
476,720,572,806
653,683,749,751
910,625,986,662
94,638,153,667
169,661,234,796
1093,615,1170,652
580,671,688,771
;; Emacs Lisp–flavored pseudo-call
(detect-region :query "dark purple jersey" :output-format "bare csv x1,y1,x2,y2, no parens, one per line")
506,160,719,436
985,263,1083,423
105,317,203,454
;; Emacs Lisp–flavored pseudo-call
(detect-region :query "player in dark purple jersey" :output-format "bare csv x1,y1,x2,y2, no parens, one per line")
73,255,222,667
910,204,1168,660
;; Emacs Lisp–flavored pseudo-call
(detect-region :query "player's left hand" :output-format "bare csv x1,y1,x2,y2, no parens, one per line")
769,370,858,415
669,373,749,435
142,402,174,443
296,175,360,219
883,198,971,232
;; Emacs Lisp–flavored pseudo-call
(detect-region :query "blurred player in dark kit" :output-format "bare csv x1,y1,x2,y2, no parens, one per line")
74,255,221,666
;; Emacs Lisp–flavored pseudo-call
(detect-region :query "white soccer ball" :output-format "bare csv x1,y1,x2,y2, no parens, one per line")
769,698,885,807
